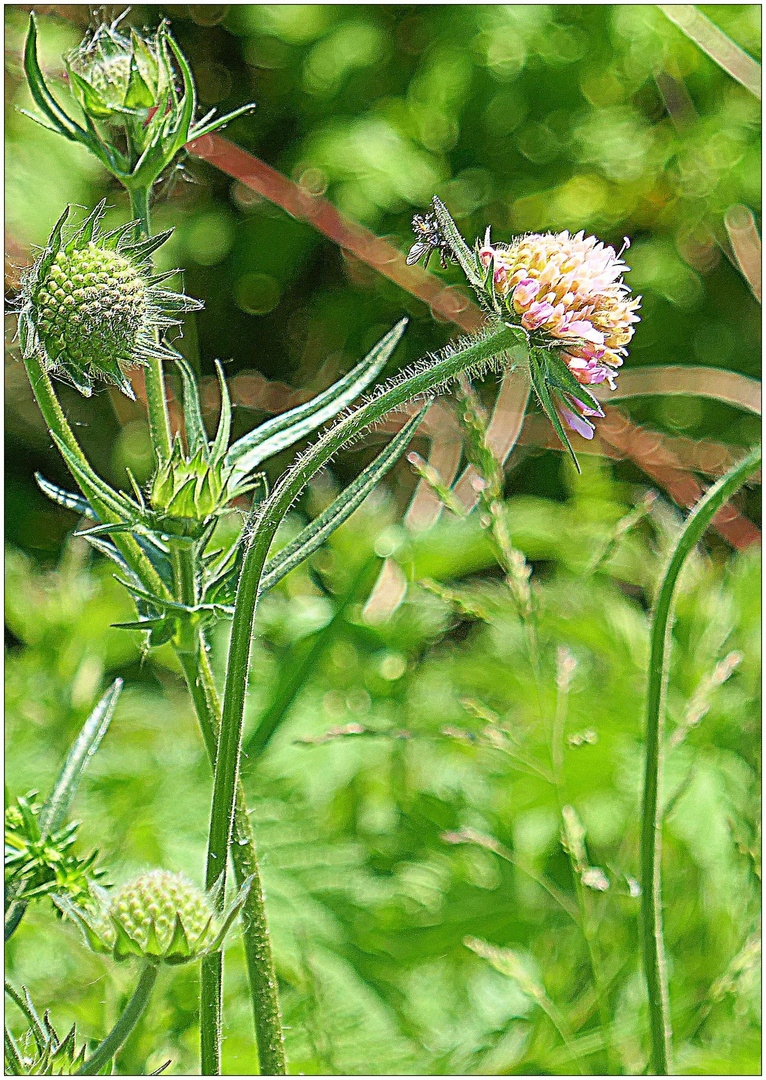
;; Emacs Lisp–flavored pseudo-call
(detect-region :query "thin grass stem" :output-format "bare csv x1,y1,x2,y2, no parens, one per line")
640,445,761,1074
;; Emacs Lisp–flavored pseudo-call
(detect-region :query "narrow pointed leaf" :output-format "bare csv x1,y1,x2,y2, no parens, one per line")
162,30,196,154
165,914,191,962
112,616,171,632
125,52,155,109
189,102,256,140
210,360,232,464
38,680,122,837
51,436,137,522
175,357,209,459
5,1025,24,1073
529,352,579,471
35,473,97,520
4,983,46,1054
260,407,426,594
111,917,145,960
66,69,114,119
431,195,484,288
36,205,71,280
23,14,88,142
126,228,175,264
227,319,407,478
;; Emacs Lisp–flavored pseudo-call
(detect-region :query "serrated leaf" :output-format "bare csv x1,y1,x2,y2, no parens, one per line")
227,319,407,479
431,196,484,288
175,356,209,459
260,407,426,594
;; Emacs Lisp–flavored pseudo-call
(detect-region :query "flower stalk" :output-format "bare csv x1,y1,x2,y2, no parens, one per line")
640,445,761,1074
76,962,158,1075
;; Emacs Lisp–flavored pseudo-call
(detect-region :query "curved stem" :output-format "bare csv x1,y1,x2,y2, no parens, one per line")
127,185,172,463
207,325,521,899
640,445,760,1074
77,962,158,1075
203,327,520,1072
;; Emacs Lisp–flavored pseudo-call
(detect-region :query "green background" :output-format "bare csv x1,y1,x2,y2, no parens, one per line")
5,5,761,1076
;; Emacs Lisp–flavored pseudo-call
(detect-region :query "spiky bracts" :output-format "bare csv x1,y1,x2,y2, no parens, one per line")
55,869,252,965
16,201,201,398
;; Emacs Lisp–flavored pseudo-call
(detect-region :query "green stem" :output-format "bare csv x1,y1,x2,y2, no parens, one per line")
640,445,760,1075
207,326,521,900
206,329,520,1072
127,185,172,463
179,636,286,1075
22,352,171,603
77,962,158,1075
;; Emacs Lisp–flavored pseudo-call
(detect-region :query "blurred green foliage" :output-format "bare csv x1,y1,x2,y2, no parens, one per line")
5,5,761,1076
6,458,761,1073
4,3,761,557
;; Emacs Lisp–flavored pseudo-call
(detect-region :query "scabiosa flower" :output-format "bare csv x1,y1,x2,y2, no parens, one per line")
55,869,252,965
16,201,202,399
481,229,640,438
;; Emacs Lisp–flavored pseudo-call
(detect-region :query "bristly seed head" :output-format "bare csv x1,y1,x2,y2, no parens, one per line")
16,200,202,399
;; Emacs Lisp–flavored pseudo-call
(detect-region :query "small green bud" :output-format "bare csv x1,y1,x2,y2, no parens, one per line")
64,17,167,122
149,436,235,535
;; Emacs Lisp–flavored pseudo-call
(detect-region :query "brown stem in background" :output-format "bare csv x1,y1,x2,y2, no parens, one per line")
186,134,759,552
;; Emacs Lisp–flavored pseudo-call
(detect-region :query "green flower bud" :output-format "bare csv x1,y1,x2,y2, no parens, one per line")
149,437,233,535
64,16,168,121
55,869,252,966
16,201,202,398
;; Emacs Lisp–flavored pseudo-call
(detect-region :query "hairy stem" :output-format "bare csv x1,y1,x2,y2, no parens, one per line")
127,185,172,463
179,635,286,1075
640,445,760,1074
77,962,158,1075
205,326,521,1071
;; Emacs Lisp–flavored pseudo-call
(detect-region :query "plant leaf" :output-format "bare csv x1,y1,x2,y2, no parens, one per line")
210,360,232,464
39,680,122,836
529,351,579,471
34,473,97,520
260,407,426,594
175,356,209,460
23,14,88,143
226,319,407,478
431,196,484,288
